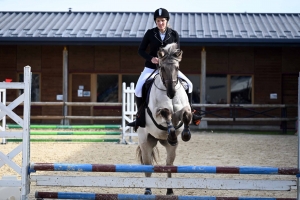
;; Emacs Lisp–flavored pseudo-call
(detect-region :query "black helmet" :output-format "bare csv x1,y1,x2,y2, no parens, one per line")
154,8,170,21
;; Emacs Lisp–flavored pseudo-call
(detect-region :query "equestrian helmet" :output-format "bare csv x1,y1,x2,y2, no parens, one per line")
154,8,170,21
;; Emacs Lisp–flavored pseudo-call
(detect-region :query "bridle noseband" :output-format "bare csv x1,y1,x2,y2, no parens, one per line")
159,65,179,88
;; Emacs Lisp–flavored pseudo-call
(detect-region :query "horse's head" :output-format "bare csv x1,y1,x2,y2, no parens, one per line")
157,43,183,99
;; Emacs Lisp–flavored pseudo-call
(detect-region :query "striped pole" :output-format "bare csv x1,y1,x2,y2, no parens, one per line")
29,163,300,175
7,124,121,129
34,192,297,200
7,138,120,143
30,131,121,135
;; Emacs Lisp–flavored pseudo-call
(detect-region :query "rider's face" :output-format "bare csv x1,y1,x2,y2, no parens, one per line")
155,18,167,32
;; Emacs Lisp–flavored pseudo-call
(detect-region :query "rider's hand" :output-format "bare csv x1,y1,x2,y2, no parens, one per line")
151,57,159,64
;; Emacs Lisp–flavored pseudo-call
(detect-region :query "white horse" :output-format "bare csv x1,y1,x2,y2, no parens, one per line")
136,43,193,195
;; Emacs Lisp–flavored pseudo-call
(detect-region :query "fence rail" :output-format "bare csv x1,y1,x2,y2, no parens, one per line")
5,102,297,122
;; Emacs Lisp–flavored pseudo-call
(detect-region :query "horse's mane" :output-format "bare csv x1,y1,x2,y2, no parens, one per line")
158,43,182,65
163,43,178,54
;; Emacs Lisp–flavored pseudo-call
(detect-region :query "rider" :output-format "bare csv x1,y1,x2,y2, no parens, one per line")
127,8,201,131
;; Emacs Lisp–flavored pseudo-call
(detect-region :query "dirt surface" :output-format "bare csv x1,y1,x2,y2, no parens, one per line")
0,131,298,199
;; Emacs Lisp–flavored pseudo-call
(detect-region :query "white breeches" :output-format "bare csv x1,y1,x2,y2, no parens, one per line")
135,67,193,97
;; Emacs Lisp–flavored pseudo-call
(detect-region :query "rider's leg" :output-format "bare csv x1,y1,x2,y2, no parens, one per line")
127,67,157,131
178,71,202,126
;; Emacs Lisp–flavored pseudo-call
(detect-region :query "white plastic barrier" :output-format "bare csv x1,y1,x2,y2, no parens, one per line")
0,66,31,200
0,88,6,144
121,82,138,143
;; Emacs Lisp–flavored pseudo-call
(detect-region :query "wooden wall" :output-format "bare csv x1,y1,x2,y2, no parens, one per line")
0,45,299,126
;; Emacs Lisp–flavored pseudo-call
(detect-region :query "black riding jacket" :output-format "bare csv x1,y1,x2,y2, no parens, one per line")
138,27,180,69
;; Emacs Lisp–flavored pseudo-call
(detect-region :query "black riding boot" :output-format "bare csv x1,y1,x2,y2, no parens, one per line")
126,96,145,131
187,92,202,126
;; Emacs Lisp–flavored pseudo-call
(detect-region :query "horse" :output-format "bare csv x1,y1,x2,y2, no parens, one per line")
136,43,193,195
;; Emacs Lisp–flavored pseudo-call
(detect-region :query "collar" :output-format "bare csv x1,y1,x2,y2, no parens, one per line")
153,27,172,44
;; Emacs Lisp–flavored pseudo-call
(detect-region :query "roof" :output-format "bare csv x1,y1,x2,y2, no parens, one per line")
0,11,300,46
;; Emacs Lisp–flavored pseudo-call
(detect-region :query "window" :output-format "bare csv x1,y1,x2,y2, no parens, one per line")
19,73,40,102
97,75,118,102
206,75,227,104
122,75,139,89
230,76,252,104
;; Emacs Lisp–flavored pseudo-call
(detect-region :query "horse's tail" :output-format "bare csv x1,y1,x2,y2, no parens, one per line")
136,145,160,165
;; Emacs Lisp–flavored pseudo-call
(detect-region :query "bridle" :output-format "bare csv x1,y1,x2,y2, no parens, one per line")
158,64,179,88
160,71,178,88
152,65,181,92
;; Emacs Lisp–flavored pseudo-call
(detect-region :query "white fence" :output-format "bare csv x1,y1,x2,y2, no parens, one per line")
0,66,31,200
0,88,6,133
121,82,138,143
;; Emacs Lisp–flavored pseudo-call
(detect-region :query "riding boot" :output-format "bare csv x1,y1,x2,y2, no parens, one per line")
126,96,145,131
187,92,202,126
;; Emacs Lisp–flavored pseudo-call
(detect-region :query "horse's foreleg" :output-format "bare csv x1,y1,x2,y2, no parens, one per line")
157,108,177,146
181,108,193,142
172,106,192,142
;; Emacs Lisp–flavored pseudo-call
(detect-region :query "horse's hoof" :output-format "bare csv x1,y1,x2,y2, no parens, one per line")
181,128,191,142
144,188,152,195
167,138,178,146
166,188,174,195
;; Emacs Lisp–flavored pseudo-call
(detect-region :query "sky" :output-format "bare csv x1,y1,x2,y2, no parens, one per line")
0,0,300,13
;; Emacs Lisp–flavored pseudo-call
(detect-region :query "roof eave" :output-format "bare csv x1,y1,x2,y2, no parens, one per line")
0,37,300,46
181,38,300,47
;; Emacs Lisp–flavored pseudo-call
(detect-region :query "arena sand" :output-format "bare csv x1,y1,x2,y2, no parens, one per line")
0,131,297,199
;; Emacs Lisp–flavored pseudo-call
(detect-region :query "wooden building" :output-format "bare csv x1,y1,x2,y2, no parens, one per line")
0,11,299,129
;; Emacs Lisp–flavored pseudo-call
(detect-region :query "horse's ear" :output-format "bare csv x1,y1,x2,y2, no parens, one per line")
158,48,166,59
174,50,183,61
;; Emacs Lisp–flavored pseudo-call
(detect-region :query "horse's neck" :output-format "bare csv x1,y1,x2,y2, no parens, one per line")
154,74,182,91
151,76,188,104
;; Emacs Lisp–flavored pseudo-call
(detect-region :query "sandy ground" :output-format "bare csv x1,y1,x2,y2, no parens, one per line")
0,130,298,199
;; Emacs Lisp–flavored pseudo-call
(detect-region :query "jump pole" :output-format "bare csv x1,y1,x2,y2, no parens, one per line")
6,138,120,143
35,192,297,200
30,163,297,195
29,163,299,174
7,124,121,129
29,131,121,135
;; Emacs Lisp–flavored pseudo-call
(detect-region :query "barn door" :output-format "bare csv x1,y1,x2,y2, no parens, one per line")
70,74,91,124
